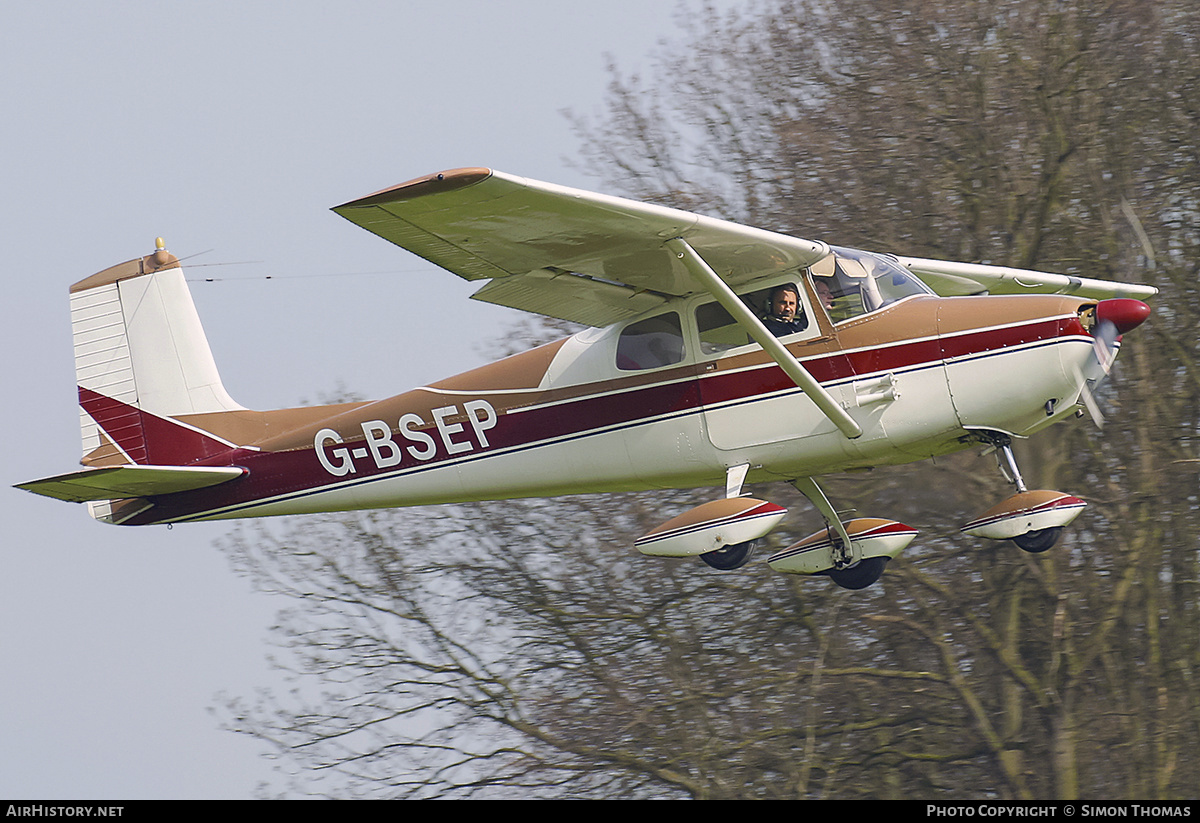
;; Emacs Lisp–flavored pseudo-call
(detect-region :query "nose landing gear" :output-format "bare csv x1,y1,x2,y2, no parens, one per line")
961,432,1086,553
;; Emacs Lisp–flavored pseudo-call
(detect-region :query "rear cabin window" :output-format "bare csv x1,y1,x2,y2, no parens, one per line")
616,312,685,371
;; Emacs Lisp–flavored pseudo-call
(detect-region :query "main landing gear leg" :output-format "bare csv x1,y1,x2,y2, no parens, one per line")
768,478,915,588
792,478,885,589
792,478,854,565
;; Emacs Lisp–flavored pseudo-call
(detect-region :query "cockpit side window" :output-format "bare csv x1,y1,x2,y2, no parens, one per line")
616,311,685,371
695,281,816,354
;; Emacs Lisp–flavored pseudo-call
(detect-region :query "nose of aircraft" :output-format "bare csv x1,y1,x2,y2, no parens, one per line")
1095,298,1151,334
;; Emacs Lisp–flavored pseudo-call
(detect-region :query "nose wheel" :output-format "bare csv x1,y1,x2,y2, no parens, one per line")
1012,527,1062,553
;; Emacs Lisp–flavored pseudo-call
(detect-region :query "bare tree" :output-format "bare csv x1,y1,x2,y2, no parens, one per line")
221,0,1198,799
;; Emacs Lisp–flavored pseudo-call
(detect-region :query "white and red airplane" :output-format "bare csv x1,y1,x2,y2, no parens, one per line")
17,168,1156,589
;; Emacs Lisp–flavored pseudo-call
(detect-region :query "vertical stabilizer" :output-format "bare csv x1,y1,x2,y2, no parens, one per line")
69,240,244,478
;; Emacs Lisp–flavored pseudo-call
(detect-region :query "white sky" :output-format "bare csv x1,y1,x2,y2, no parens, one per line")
0,1,701,798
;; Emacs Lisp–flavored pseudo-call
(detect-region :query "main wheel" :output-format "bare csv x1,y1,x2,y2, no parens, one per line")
1012,527,1062,553
829,556,888,590
700,540,755,570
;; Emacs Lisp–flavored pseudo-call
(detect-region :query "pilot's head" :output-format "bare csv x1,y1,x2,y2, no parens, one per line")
768,284,800,321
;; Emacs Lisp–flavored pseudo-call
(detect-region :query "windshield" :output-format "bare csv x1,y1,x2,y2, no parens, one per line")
810,246,932,321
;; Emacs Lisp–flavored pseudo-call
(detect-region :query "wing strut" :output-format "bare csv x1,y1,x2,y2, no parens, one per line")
666,237,862,439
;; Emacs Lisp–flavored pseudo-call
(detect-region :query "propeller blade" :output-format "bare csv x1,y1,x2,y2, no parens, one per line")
1092,318,1118,376
1090,297,1150,376
1073,365,1106,429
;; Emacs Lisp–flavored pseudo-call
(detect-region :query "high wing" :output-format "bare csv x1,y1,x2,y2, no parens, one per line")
333,168,828,326
334,168,1156,324
897,255,1158,301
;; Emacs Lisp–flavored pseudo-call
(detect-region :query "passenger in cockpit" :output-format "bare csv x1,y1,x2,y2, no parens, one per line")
813,278,835,310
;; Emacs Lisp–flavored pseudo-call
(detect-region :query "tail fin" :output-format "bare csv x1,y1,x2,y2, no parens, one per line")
14,241,254,523
67,240,245,517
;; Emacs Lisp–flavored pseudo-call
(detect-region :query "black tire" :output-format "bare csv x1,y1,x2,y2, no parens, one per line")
829,556,888,590
1012,527,1062,553
700,540,755,570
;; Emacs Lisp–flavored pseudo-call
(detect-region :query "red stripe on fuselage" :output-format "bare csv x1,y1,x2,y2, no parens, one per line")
79,387,235,466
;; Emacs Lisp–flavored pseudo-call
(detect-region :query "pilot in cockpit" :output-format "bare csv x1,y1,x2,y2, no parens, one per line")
761,283,808,337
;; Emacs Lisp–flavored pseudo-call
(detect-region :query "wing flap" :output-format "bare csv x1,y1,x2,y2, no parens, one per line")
470,268,669,326
15,465,245,503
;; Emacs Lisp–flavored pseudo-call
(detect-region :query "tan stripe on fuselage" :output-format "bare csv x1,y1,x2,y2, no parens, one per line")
176,402,371,453
428,338,567,392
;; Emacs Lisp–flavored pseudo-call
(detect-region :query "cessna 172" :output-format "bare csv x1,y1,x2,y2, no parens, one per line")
16,168,1156,589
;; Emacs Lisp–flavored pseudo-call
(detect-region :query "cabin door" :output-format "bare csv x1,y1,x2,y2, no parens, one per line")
690,282,848,452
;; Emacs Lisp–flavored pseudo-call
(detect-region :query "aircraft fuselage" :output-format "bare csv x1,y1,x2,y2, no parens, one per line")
106,291,1096,526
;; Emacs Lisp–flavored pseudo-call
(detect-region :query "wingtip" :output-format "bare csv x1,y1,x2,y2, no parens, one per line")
333,167,495,211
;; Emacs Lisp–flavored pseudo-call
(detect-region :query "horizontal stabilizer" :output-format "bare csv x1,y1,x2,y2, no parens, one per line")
15,465,245,503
